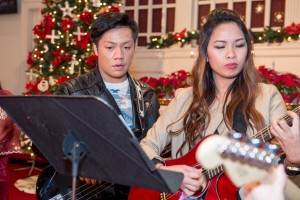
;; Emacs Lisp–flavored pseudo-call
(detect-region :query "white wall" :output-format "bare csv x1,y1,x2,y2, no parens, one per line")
130,41,300,79
0,0,22,94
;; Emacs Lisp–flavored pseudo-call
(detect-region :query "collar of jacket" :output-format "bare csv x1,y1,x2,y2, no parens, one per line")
93,66,143,133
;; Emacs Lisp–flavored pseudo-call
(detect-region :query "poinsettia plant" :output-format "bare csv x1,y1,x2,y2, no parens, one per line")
257,66,300,104
140,67,300,104
139,70,191,99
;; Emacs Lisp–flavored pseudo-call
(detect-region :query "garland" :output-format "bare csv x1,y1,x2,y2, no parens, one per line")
147,22,300,49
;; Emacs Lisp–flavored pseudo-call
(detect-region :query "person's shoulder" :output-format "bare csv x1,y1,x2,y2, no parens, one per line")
172,87,193,105
174,87,193,97
259,82,279,91
131,78,149,88
55,69,97,94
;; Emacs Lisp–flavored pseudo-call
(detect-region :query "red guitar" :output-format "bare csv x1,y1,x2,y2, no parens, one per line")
128,106,300,200
129,135,238,200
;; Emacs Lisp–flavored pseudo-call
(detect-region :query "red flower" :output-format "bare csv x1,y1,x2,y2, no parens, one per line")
157,92,166,99
110,5,120,13
61,18,74,31
283,22,300,35
25,81,39,94
52,57,62,67
33,15,55,38
80,12,94,25
85,55,98,67
173,28,186,40
281,74,295,87
257,65,300,104
74,34,91,50
57,76,71,85
281,94,292,103
61,52,71,61
139,70,191,98
27,52,34,68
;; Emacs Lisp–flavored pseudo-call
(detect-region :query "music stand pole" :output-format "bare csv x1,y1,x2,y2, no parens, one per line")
63,132,87,200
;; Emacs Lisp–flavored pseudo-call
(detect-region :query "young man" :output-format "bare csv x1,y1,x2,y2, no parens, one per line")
54,12,160,199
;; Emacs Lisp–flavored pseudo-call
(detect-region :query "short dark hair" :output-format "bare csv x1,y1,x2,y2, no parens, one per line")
90,12,139,46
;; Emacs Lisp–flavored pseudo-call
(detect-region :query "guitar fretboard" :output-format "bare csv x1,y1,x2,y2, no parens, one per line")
252,106,300,142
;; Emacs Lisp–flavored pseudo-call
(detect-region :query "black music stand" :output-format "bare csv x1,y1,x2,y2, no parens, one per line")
0,95,183,199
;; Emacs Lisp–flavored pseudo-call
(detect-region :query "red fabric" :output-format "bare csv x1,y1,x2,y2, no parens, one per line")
8,162,39,200
0,90,22,199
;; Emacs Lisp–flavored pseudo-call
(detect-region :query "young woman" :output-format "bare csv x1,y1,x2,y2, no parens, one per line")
139,8,287,198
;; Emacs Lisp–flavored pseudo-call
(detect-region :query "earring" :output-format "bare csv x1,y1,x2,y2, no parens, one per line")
206,56,209,62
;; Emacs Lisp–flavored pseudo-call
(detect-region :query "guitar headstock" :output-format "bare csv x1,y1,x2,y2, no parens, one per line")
196,133,280,187
219,132,279,170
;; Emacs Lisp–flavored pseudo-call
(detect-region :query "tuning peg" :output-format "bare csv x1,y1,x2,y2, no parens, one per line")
266,143,280,155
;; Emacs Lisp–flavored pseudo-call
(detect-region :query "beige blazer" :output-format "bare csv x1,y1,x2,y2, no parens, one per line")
140,83,287,160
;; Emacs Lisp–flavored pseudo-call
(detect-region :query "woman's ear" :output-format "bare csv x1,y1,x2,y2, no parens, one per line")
93,44,98,56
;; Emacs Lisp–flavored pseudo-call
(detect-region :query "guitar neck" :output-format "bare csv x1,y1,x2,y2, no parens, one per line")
252,106,300,142
205,106,300,180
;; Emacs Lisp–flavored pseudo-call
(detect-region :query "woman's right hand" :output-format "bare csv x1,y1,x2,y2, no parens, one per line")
157,164,206,197
79,177,101,184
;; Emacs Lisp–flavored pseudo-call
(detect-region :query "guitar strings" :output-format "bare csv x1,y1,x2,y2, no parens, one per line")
252,106,300,142
76,182,113,200
57,181,113,200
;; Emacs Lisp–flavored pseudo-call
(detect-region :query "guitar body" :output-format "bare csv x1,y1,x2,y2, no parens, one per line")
205,172,238,200
36,166,114,200
129,135,239,200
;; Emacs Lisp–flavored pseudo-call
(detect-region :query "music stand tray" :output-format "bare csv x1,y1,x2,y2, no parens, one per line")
0,95,183,193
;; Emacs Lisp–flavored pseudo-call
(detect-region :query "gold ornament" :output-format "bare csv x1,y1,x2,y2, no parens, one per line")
66,30,70,47
200,16,207,27
274,12,284,23
255,4,264,14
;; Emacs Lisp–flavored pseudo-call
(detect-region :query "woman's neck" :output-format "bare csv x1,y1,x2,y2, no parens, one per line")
214,77,235,104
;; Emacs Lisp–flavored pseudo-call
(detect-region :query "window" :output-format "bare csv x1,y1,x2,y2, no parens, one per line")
122,0,176,46
196,0,285,31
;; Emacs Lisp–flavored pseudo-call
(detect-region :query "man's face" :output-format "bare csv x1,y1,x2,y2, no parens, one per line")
93,27,135,83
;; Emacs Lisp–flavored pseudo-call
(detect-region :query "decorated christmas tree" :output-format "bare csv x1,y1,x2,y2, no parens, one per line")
25,0,121,95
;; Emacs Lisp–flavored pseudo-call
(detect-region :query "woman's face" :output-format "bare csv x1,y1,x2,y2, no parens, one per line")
207,22,247,85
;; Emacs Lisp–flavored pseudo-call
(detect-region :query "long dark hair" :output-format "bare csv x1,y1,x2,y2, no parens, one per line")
169,8,264,156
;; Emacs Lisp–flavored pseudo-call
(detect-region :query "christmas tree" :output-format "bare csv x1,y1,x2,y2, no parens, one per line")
25,0,121,95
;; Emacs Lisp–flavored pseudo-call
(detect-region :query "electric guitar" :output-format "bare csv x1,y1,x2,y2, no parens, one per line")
196,132,300,200
36,166,115,200
128,106,300,200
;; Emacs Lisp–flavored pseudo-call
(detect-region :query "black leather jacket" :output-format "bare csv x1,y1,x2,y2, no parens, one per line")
55,67,160,142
